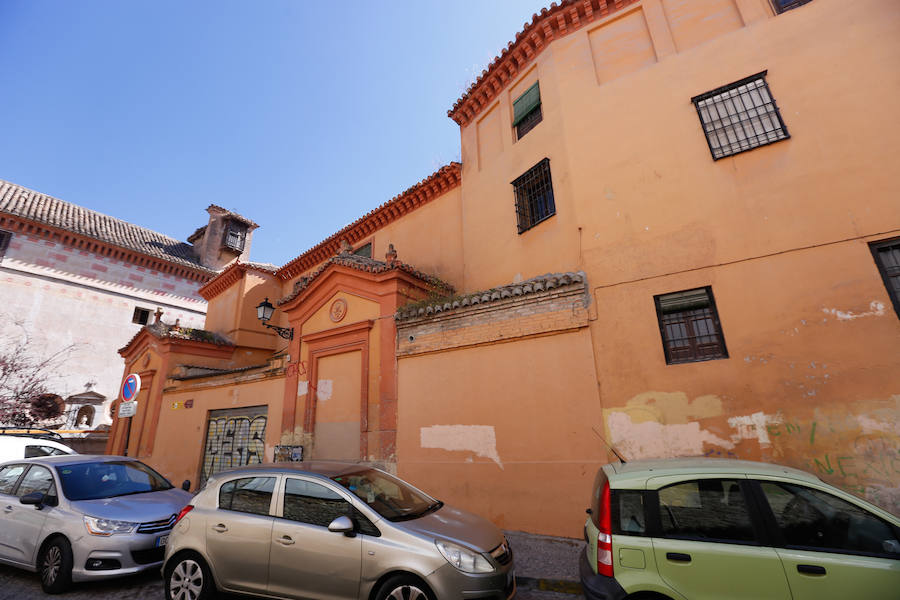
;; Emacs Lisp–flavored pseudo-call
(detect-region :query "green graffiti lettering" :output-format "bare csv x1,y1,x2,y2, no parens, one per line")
813,454,834,475
809,422,817,445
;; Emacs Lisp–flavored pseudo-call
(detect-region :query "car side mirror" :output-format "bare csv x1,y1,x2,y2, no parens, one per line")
20,491,46,509
883,539,900,554
181,480,191,492
328,516,355,536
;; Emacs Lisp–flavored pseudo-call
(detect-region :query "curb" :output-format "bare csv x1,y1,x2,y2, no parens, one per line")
516,576,583,595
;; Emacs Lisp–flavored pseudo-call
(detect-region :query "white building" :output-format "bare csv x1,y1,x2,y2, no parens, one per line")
0,179,259,436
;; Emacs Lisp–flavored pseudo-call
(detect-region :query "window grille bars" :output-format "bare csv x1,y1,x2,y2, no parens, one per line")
516,105,543,140
692,71,789,160
512,158,556,234
870,238,900,319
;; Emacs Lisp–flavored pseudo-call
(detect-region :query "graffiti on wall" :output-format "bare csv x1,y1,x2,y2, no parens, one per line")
201,414,267,481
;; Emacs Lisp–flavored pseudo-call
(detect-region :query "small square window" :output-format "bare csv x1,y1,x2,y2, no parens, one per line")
512,158,556,234
870,238,900,319
692,71,789,160
655,287,728,365
513,82,542,140
771,0,813,14
223,221,247,252
132,307,151,325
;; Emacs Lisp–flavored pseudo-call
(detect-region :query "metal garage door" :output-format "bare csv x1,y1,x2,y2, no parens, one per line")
200,405,267,482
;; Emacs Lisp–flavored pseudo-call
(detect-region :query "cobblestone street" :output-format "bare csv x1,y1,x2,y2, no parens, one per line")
0,565,576,600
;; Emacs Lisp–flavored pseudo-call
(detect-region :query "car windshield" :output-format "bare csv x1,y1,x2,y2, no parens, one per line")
57,460,173,501
332,468,441,522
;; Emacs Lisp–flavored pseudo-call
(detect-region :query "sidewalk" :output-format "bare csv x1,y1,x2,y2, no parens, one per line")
505,530,584,595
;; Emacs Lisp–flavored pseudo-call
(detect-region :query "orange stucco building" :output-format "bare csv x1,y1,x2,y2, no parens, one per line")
108,0,900,537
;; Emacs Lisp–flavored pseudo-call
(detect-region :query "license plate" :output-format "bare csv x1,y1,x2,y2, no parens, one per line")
156,534,169,547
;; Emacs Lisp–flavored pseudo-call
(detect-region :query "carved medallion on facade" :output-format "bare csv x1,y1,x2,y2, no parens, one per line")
329,298,348,322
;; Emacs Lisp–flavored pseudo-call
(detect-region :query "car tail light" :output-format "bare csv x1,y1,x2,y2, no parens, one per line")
596,481,613,577
174,505,194,525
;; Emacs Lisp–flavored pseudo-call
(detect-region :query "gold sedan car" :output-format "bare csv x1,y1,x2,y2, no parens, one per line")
163,462,516,600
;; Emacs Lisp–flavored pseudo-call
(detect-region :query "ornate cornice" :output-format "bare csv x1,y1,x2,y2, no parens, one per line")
276,163,461,281
197,260,278,301
448,0,639,126
0,213,214,282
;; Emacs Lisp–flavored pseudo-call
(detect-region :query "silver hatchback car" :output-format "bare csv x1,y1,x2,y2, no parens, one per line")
0,455,192,593
163,462,516,600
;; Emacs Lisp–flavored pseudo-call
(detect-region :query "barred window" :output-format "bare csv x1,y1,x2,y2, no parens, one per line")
512,158,556,234
772,0,813,14
692,72,789,160
132,307,151,325
870,238,900,319
513,82,542,140
655,287,728,365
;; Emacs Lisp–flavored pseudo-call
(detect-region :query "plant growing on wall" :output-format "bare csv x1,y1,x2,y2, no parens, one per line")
0,318,75,427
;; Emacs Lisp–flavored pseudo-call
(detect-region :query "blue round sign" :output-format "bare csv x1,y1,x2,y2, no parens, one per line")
121,373,141,401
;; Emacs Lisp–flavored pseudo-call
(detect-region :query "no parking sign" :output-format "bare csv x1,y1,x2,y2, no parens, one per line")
118,373,141,418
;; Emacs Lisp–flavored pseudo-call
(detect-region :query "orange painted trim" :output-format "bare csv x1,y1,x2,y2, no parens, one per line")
301,319,374,343
276,163,461,281
197,260,278,301
447,0,640,126
0,213,213,281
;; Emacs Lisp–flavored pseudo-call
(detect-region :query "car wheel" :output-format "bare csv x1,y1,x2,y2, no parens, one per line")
376,574,435,600
165,553,215,600
39,537,73,594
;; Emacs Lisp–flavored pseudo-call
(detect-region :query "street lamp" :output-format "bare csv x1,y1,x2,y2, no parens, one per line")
255,297,293,340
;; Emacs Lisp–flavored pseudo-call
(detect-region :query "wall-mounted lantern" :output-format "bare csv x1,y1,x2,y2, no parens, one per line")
255,297,294,340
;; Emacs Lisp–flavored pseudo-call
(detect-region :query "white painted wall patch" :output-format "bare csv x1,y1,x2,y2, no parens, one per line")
420,425,503,468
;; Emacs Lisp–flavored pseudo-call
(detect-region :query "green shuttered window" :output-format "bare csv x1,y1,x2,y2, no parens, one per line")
512,82,541,126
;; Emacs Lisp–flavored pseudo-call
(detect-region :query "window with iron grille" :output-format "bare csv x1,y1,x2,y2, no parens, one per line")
513,82,542,140
870,238,900,319
0,229,11,258
223,220,247,252
691,71,789,160
512,158,556,234
772,0,813,14
655,287,728,365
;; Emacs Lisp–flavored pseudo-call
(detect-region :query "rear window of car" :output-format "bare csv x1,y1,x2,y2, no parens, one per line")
589,468,609,528
613,490,647,536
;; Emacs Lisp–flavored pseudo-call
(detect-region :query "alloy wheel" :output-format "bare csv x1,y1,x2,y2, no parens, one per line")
386,584,429,600
41,545,61,586
170,559,204,600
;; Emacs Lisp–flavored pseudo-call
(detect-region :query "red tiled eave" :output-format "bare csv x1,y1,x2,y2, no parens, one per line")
198,260,278,301
448,0,639,126
276,163,461,281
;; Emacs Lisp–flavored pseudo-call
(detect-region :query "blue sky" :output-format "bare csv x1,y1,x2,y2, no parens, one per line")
0,0,550,266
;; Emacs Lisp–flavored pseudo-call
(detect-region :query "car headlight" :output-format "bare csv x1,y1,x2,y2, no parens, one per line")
435,539,495,573
83,515,138,536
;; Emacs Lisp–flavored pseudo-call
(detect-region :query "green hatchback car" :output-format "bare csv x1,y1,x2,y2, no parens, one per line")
580,458,900,600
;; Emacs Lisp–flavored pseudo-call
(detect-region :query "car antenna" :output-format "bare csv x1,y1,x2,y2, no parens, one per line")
592,426,627,463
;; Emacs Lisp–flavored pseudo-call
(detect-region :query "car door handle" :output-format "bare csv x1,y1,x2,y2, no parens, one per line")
3,505,12,514
276,536,295,546
666,552,691,562
797,564,826,575
211,524,228,533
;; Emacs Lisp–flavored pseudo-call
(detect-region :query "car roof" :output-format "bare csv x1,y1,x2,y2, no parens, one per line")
605,457,822,486
1,454,136,468
207,461,383,482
